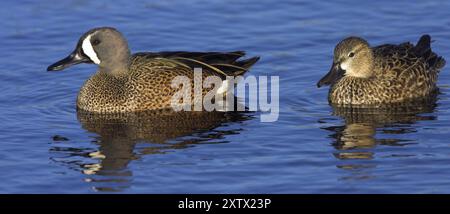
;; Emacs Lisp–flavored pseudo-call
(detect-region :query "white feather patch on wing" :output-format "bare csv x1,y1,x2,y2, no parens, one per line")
82,35,101,64
216,80,230,95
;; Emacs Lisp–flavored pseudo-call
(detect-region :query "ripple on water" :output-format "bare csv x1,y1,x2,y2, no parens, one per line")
1,0,450,193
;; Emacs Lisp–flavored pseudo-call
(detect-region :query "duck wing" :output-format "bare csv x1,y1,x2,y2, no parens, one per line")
373,35,445,80
133,51,260,77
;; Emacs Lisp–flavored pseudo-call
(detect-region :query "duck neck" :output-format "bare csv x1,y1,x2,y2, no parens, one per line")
99,54,131,77
358,50,374,78
101,63,129,77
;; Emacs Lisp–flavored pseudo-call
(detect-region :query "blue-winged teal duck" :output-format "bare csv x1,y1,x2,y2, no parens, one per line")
317,35,445,106
47,27,259,113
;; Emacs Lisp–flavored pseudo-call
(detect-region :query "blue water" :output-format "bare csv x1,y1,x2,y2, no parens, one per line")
1,0,450,193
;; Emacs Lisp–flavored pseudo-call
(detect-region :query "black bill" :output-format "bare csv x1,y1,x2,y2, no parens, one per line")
47,49,92,72
317,62,345,88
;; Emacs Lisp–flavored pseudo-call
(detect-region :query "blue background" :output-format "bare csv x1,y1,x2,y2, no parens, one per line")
0,0,450,193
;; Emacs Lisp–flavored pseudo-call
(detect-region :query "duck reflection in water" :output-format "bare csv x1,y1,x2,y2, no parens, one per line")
321,97,438,178
50,106,251,192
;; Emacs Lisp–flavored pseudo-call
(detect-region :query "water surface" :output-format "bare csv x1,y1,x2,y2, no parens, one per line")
1,0,450,193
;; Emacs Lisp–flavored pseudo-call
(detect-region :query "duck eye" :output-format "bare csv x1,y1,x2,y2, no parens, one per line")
92,39,101,46
348,52,355,58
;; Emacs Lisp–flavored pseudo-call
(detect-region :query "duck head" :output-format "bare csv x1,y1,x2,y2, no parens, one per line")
317,37,374,87
47,27,131,75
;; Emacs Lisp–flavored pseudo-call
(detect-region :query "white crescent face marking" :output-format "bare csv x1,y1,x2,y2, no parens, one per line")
82,35,101,64
340,60,355,76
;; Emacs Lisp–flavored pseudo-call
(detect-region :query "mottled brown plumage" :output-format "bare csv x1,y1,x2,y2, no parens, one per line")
47,27,260,113
317,35,445,106
77,51,259,112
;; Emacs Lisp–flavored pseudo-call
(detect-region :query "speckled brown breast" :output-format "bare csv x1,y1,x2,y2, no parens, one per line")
78,58,217,112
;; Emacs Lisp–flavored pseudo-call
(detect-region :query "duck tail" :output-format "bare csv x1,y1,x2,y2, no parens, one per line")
232,56,261,75
414,34,431,56
415,34,446,72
